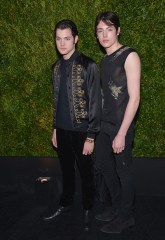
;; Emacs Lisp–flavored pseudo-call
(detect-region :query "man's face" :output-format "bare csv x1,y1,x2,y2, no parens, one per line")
96,20,120,50
55,28,78,59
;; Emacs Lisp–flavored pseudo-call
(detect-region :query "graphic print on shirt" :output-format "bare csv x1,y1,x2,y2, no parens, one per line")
108,77,122,100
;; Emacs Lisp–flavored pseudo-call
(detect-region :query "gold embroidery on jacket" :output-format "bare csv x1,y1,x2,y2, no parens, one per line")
72,64,87,123
53,62,60,114
53,62,60,77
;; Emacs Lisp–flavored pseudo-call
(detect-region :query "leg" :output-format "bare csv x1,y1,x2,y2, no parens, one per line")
56,129,76,207
115,133,135,220
72,131,95,210
95,126,121,211
71,131,94,231
101,131,135,233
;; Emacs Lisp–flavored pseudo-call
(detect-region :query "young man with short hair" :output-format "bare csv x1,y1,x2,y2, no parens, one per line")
95,11,141,233
43,19,101,231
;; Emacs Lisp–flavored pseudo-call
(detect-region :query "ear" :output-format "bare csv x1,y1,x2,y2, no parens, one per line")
74,35,78,44
117,27,120,36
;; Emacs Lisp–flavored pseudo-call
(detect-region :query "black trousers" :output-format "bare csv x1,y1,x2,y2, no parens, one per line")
56,128,95,210
95,122,135,220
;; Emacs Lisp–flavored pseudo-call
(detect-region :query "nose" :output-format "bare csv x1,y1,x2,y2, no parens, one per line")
60,39,65,46
103,30,108,38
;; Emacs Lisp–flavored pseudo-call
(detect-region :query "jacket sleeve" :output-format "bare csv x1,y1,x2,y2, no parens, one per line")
87,61,102,139
52,62,58,129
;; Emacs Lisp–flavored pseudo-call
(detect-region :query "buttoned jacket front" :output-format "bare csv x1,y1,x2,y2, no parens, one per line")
52,52,101,138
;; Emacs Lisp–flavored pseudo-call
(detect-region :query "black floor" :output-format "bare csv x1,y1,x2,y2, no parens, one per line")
0,186,165,240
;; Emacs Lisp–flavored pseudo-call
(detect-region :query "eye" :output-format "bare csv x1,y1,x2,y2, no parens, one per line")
56,37,60,41
97,30,103,34
65,37,71,40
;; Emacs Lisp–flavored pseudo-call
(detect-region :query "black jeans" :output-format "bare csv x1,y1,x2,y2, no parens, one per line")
95,122,135,220
56,128,95,210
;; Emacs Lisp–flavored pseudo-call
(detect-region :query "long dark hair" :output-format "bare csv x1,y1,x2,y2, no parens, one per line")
95,11,120,34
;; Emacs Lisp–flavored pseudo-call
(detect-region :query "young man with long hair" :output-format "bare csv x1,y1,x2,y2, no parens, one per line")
95,11,141,233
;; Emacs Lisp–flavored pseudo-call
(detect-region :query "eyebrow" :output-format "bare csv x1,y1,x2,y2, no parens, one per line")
56,35,72,38
97,26,114,30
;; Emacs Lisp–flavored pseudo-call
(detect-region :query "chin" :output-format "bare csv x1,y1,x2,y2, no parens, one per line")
100,43,108,48
104,43,111,47
59,51,67,55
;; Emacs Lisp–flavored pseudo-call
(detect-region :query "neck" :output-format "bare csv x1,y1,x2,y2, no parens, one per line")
106,42,122,55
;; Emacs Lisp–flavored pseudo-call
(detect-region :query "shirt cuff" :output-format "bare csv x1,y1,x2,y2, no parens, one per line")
87,133,95,140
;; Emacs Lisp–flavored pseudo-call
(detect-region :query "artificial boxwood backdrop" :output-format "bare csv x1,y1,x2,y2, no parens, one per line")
0,0,165,156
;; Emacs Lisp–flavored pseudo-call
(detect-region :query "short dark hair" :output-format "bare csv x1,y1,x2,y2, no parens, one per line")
54,19,78,38
95,11,120,33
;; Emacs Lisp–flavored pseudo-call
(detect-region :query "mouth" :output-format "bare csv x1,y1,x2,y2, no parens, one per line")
103,40,109,43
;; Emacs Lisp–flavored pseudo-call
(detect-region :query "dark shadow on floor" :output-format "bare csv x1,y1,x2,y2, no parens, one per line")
0,187,165,240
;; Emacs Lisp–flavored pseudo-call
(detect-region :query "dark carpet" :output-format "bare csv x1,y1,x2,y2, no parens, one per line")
0,186,165,240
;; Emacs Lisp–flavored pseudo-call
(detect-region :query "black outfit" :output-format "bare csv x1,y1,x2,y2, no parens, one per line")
53,51,101,138
53,51,101,210
96,46,136,221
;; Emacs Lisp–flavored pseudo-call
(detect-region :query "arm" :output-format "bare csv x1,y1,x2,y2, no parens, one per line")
112,52,141,154
83,61,102,155
87,61,102,137
52,129,57,148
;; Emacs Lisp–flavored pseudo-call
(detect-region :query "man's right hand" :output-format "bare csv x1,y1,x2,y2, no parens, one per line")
52,129,57,148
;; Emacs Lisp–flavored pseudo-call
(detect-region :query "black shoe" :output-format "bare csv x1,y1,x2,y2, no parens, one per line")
83,210,92,231
43,206,71,221
101,215,135,234
95,207,119,222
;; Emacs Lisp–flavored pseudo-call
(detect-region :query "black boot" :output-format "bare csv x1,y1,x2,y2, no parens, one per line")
95,207,119,222
101,215,135,233
83,210,92,231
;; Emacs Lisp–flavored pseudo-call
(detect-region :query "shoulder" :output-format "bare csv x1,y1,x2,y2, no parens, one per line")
52,59,60,70
124,47,140,62
124,46,141,59
120,46,140,65
75,53,98,72
77,53,97,65
121,46,136,58
124,46,136,53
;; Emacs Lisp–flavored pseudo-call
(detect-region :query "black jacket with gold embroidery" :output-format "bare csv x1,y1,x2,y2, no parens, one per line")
52,52,101,138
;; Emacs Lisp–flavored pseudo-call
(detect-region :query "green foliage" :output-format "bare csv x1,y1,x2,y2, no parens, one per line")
0,0,165,156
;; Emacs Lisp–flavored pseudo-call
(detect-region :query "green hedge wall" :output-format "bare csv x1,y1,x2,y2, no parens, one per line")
0,0,165,157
